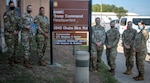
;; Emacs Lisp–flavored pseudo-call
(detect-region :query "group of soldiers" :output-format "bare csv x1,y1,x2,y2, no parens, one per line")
3,1,49,68
3,0,149,81
90,17,148,81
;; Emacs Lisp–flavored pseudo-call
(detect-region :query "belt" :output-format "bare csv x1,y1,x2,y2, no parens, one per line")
22,28,29,32
5,30,13,33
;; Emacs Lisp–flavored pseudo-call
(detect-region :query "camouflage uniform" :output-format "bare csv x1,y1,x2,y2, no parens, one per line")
34,14,49,63
105,28,120,70
133,29,149,76
90,25,106,71
122,28,137,74
21,13,34,61
3,10,20,58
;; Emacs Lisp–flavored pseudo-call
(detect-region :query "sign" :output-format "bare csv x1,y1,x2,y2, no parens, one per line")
53,0,89,45
54,31,87,45
53,26,88,31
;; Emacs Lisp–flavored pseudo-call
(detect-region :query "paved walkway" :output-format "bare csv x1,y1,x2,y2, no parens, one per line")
0,27,7,53
102,40,150,83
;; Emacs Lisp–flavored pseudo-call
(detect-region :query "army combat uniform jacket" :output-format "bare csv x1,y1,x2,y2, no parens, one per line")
122,28,137,49
35,15,49,35
92,25,106,47
105,28,120,48
133,29,149,52
3,10,20,33
21,13,34,33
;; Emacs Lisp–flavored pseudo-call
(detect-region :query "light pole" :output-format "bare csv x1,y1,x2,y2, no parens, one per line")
100,0,102,20
22,0,25,13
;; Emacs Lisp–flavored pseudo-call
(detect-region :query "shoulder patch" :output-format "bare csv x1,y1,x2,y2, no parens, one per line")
45,16,48,20
3,16,7,18
3,11,8,18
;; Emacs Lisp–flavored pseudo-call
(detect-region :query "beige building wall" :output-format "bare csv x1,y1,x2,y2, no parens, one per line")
0,0,7,28
23,0,50,18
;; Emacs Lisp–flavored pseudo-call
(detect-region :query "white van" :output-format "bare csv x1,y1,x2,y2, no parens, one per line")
119,16,150,34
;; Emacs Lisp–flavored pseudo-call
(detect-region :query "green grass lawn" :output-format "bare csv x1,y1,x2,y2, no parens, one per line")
0,45,118,83
100,62,118,83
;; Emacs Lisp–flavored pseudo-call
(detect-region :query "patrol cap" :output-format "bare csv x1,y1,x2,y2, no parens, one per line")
9,1,14,5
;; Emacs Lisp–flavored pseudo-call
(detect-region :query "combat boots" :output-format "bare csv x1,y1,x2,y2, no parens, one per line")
24,60,32,68
133,74,144,81
89,67,93,72
123,69,132,75
14,58,22,63
126,69,132,75
89,66,97,72
39,60,47,66
96,66,101,72
8,57,15,66
123,69,128,74
109,69,115,76
8,57,22,66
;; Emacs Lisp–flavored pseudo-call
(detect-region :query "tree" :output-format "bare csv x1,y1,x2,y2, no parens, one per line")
92,4,100,12
114,7,128,19
92,4,128,19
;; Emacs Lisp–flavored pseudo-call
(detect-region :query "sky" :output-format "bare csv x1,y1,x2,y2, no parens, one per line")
92,0,150,16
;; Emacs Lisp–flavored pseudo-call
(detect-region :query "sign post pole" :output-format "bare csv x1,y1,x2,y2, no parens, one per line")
88,0,92,56
50,0,53,65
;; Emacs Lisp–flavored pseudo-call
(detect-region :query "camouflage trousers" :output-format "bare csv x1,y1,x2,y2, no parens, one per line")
21,32,31,60
5,32,18,57
106,47,117,69
123,48,135,70
36,34,48,61
135,51,146,74
90,44,104,70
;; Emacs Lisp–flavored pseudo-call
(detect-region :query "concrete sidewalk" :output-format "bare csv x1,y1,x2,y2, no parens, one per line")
0,27,7,53
102,41,150,83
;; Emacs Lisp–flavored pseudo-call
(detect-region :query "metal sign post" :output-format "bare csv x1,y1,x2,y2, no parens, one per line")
88,0,92,56
50,0,53,65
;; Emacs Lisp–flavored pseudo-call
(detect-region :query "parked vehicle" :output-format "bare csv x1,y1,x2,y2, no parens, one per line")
119,16,150,34
146,28,150,55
